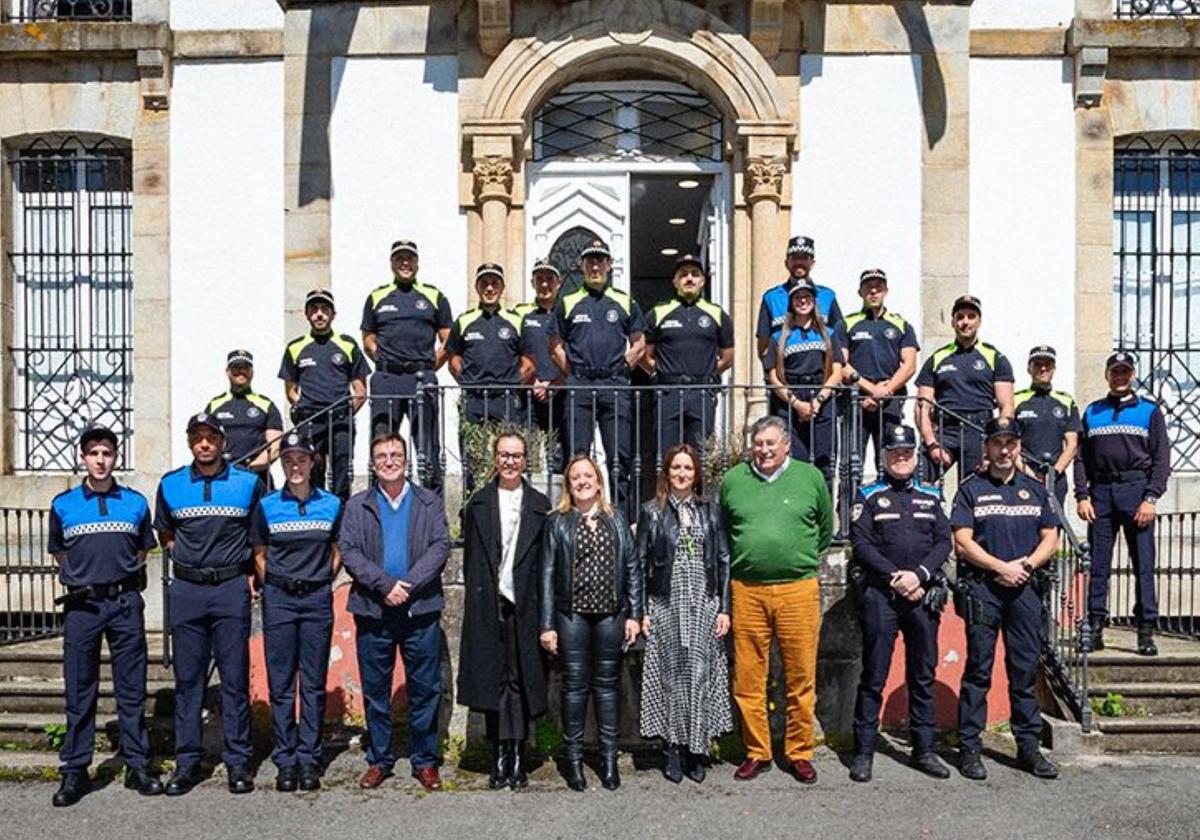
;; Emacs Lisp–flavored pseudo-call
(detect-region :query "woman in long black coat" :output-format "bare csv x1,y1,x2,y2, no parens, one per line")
457,431,551,789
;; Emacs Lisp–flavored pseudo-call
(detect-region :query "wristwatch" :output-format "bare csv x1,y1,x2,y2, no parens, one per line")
1020,560,1034,574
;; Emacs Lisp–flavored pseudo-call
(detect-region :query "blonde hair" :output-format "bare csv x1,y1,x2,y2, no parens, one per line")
774,292,833,386
558,454,614,516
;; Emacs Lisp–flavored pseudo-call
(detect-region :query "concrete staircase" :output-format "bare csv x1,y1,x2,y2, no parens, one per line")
1088,627,1200,753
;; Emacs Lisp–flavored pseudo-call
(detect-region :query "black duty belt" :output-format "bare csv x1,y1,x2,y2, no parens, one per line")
57,569,146,605
1094,469,1149,484
785,373,824,387
172,563,247,585
378,360,432,375
265,572,332,595
657,374,713,385
936,409,992,427
573,366,627,381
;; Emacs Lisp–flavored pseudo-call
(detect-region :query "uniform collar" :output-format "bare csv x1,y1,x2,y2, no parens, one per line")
229,386,253,398
393,277,417,290
190,462,230,483
534,300,556,313
1031,382,1052,394
1106,391,1137,406
885,474,913,491
81,480,122,500
584,282,609,297
675,295,700,307
984,468,1019,487
309,328,333,341
281,484,322,504
954,338,978,352
860,306,887,320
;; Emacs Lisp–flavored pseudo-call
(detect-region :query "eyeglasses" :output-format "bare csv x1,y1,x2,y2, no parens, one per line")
496,452,526,462
372,452,405,465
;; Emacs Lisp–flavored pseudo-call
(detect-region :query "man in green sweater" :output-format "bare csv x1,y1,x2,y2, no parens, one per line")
721,415,832,785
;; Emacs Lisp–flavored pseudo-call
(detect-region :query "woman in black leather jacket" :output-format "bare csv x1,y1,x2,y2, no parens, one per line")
636,444,732,784
539,454,641,792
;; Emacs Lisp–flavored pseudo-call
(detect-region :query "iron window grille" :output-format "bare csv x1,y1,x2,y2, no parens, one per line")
534,83,722,163
1114,1,1200,17
4,1,131,21
1113,135,1200,472
5,137,134,472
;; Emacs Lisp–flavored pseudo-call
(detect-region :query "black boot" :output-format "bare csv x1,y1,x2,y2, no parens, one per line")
509,742,528,789
488,740,510,790
600,753,621,791
124,766,164,796
661,744,683,784
1087,619,1106,652
1137,623,1158,657
276,766,298,792
164,764,200,797
52,771,88,807
683,750,706,784
565,759,586,792
848,754,873,783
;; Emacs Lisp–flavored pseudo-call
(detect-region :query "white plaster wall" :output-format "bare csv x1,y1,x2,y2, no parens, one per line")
170,60,285,466
328,56,464,476
170,0,284,31
970,58,1076,393
970,0,1073,29
794,55,925,345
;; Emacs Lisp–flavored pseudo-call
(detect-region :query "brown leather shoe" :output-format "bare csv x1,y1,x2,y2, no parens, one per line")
790,759,818,785
359,765,391,789
733,758,771,781
412,766,442,791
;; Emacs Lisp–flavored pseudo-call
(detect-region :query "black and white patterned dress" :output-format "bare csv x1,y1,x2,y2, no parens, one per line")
639,508,732,753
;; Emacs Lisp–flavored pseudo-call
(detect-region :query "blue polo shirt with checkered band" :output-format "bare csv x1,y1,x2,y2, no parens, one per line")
154,463,263,570
361,279,453,367
250,486,343,582
756,279,843,344
48,482,157,587
950,470,1055,561
762,324,846,383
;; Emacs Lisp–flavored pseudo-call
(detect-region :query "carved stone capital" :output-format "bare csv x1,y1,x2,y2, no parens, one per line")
473,154,514,203
745,155,786,204
478,0,512,58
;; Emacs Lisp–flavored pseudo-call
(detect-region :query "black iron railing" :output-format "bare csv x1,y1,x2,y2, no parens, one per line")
1109,510,1200,638
0,507,60,645
1115,1,1200,17
4,1,131,21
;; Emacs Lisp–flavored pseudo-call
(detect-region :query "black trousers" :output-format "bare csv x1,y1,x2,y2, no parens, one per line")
564,377,632,518
854,397,904,474
370,370,442,492
460,392,524,497
263,583,333,771
527,392,565,473
921,414,989,483
656,385,717,453
1089,478,1158,624
772,387,834,486
295,405,354,501
485,599,530,743
852,585,940,755
556,610,623,760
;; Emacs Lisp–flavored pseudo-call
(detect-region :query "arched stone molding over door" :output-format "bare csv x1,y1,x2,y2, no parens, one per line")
460,0,796,395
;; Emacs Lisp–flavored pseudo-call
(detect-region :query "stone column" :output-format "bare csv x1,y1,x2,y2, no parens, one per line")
742,145,787,415
473,154,513,267
1074,106,1113,408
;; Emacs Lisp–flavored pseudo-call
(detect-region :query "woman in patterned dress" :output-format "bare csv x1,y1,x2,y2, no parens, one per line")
636,444,732,783
539,455,641,792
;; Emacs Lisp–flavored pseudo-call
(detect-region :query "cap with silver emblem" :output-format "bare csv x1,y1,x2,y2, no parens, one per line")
579,239,612,259
788,278,817,298
475,262,505,283
1106,350,1136,372
673,253,706,274
186,412,225,437
226,349,254,367
883,425,917,451
787,235,815,257
1028,345,1057,363
952,294,982,315
531,257,561,278
859,268,888,287
279,430,315,457
985,416,1021,441
390,239,418,258
305,288,335,307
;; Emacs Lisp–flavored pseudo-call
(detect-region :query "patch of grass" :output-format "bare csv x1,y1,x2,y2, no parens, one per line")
0,766,59,783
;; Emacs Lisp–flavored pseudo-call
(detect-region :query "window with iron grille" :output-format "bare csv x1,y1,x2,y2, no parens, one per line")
534,82,722,163
5,137,133,471
1114,1,1200,17
4,1,131,21
1113,136,1200,471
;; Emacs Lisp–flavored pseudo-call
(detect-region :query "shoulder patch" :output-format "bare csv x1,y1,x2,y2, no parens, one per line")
860,481,888,500
287,334,315,362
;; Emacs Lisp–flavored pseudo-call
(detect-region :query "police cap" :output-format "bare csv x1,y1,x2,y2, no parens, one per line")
79,426,118,452
474,262,505,284
305,288,335,308
1106,351,1136,372
579,239,612,260
787,236,815,257
883,425,917,451
226,349,254,367
390,240,419,258
186,412,225,437
984,416,1021,442
952,294,982,315
531,257,561,278
1028,345,1057,363
673,253,706,274
859,268,888,287
279,430,315,457
788,277,817,298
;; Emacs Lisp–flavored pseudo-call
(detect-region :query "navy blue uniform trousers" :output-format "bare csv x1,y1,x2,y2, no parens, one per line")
1088,479,1158,624
852,585,940,755
564,376,633,518
169,576,252,769
263,583,333,771
61,592,151,773
656,386,717,454
354,610,443,771
369,370,442,492
957,579,1043,754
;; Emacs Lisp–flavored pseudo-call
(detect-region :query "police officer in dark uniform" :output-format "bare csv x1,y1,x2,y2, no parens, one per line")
517,257,565,469
207,349,284,482
551,239,646,516
848,425,951,783
952,417,1059,781
1075,351,1171,656
755,236,844,356
47,427,162,806
447,263,529,493
836,269,920,470
642,253,734,453
155,412,264,796
280,289,370,500
361,239,453,492
251,431,343,793
1013,345,1081,506
915,295,1015,481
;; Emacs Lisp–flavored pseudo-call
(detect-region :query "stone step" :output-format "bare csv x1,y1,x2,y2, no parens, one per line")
1095,714,1200,753
1089,682,1200,716
0,711,173,749
1087,653,1200,685
0,678,175,715
0,644,172,682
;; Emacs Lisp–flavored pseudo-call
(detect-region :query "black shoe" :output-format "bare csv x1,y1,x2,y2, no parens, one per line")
164,765,200,797
958,751,987,781
1138,624,1158,657
276,766,298,792
662,745,683,784
1018,750,1059,779
52,771,88,807
1087,621,1106,652
509,743,528,790
299,766,321,791
683,750,706,784
565,759,586,792
227,764,255,794
600,754,621,791
124,767,163,796
848,754,873,783
910,752,950,779
488,741,510,790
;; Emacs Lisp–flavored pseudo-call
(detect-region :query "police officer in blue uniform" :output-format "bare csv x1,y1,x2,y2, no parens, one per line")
280,289,370,500
551,239,646,516
207,349,284,482
836,269,920,470
155,412,264,796
47,427,162,806
915,295,1015,481
447,263,530,493
1013,345,1081,506
952,417,1059,781
1075,351,1171,656
642,253,734,454
361,240,454,492
848,425,951,783
251,431,343,793
755,236,844,356
517,257,565,470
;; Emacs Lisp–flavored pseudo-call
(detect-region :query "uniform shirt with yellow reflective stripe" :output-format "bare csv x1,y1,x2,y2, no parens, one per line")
554,284,646,373
516,301,560,381
1013,386,1081,464
446,306,527,386
915,340,1014,413
833,308,920,386
278,331,370,412
360,279,453,367
205,389,284,463
644,296,733,378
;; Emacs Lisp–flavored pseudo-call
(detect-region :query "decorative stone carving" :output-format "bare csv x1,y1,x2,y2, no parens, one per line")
477,0,512,58
745,155,786,203
749,0,784,59
137,48,169,111
473,154,514,202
